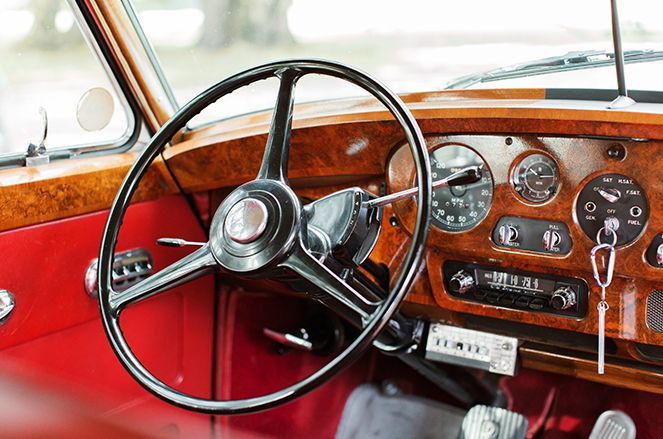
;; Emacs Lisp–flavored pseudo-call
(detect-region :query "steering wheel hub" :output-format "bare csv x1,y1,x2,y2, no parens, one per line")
224,197,269,243
209,179,300,273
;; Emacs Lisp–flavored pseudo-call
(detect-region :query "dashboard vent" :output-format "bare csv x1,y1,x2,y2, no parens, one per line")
646,290,663,333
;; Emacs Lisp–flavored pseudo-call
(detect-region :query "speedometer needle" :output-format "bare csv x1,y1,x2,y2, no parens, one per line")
364,165,483,209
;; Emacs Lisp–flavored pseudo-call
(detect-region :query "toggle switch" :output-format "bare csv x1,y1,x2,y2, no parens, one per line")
498,224,519,245
542,230,562,251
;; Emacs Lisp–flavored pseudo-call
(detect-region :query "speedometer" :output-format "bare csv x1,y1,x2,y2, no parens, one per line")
430,145,493,232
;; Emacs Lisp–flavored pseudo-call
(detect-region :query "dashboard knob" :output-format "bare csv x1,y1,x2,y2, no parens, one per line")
550,286,577,310
597,187,622,203
657,244,663,266
498,225,519,245
449,270,475,294
542,230,562,251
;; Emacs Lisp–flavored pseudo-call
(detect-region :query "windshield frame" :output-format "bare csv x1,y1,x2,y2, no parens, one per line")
121,0,663,133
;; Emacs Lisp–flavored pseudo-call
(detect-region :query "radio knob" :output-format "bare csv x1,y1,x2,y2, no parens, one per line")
449,270,475,294
550,286,577,310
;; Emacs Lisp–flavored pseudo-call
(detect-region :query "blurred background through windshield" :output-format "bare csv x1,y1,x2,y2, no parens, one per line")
1,0,662,155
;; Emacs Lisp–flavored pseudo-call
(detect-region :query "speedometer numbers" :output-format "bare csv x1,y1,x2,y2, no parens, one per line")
511,153,560,203
430,145,493,232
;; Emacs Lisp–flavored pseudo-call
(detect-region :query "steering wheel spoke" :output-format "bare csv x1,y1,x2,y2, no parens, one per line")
256,68,303,182
282,239,382,329
109,244,216,315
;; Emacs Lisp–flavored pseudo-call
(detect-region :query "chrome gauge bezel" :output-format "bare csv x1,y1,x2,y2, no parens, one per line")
429,144,494,233
511,153,560,204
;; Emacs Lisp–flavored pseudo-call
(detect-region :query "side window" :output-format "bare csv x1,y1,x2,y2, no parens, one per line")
0,1,134,160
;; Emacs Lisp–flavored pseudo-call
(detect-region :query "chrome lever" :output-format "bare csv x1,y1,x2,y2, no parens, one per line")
263,327,313,351
25,107,49,167
364,165,483,209
157,237,206,247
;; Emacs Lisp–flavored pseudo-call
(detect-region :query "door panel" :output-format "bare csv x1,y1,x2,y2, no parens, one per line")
0,195,215,437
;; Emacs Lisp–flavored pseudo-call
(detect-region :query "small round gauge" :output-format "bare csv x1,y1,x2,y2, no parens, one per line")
511,153,560,203
430,145,493,232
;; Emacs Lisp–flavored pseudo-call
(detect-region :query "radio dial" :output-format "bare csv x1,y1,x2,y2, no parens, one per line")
550,286,577,310
449,270,475,294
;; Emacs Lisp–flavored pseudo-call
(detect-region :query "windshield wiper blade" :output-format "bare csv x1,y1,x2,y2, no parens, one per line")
444,49,663,90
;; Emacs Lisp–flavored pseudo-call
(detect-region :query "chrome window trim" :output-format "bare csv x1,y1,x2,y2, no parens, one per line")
120,0,179,111
0,0,141,169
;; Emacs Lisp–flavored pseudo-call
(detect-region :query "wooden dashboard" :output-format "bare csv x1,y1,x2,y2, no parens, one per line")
166,89,663,394
386,134,661,338
1,88,662,393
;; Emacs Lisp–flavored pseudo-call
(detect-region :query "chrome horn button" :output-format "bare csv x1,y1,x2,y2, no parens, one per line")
209,179,299,273
224,197,269,244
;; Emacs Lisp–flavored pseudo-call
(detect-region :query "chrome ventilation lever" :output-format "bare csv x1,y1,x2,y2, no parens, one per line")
364,165,483,209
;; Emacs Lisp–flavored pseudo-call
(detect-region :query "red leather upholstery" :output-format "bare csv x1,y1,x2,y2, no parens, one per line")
0,196,215,437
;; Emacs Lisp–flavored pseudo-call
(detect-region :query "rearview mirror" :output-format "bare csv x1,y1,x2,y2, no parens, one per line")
76,87,114,132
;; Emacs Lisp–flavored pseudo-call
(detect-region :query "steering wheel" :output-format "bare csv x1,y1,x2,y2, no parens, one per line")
98,59,431,414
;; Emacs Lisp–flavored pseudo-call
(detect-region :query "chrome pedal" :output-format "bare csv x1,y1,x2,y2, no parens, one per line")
460,405,528,439
589,410,636,439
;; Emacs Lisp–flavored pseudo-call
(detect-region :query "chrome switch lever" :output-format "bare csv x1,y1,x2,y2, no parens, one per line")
25,107,49,167
263,327,313,351
364,165,483,209
157,237,206,247
597,187,622,203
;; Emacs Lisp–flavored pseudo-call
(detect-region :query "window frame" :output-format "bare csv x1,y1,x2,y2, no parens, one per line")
0,0,142,169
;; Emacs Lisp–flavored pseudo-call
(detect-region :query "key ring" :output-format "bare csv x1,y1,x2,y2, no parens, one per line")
597,300,610,312
591,242,616,289
596,226,618,247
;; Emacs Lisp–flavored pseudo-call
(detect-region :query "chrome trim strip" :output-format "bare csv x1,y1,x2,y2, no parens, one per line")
120,0,179,111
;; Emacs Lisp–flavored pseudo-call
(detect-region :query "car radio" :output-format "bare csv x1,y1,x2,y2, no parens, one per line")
442,261,589,318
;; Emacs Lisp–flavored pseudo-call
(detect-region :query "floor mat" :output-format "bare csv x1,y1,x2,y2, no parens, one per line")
335,384,466,439
501,368,663,439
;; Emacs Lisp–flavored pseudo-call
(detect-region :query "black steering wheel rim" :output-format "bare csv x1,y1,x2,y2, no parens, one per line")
98,59,432,414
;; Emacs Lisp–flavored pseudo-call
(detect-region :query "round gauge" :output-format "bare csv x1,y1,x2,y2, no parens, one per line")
430,145,493,232
511,153,560,203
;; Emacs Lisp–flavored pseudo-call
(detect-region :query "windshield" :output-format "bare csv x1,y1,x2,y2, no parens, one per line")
132,0,663,124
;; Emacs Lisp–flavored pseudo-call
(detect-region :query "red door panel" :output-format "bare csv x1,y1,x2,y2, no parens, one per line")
0,195,215,437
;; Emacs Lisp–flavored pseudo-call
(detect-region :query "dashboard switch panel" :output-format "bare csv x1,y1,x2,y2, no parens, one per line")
576,173,649,247
492,216,572,255
443,260,589,318
425,323,518,376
